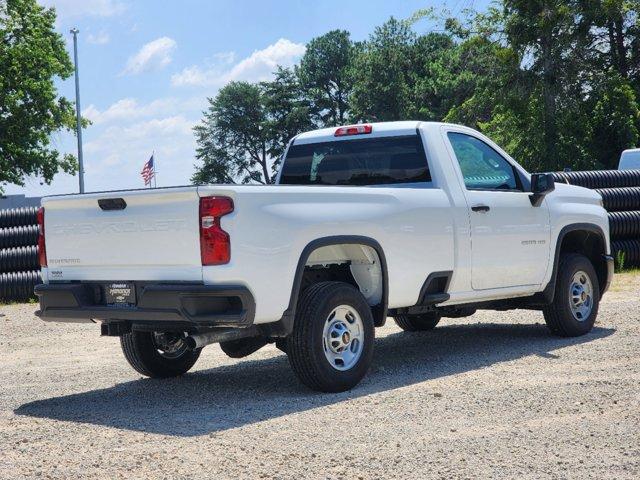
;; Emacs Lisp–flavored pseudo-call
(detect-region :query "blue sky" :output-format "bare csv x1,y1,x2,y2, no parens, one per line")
6,0,489,197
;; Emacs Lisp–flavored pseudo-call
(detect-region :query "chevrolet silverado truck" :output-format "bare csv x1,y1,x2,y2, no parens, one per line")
35,121,614,392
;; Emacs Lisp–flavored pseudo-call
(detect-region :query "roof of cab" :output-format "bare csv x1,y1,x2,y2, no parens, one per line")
293,121,429,144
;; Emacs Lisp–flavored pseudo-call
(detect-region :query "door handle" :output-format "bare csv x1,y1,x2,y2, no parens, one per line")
471,205,490,213
98,198,127,211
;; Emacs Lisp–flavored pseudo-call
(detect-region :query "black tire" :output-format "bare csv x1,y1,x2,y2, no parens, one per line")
393,313,441,332
543,253,600,337
286,281,374,393
120,331,201,378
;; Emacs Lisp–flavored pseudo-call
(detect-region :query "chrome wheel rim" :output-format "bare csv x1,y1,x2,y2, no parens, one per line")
322,305,364,371
152,332,189,359
569,270,594,322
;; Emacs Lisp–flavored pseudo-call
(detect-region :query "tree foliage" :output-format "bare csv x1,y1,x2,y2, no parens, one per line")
193,1,640,184
446,0,640,171
297,30,354,126
350,18,417,122
262,67,314,173
193,82,269,185
0,0,78,192
192,69,313,185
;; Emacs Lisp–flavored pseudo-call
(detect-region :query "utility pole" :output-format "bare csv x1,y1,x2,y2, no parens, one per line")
70,28,85,193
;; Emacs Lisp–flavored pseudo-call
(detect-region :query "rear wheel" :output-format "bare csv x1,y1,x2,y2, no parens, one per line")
120,331,201,378
394,312,441,332
543,253,600,337
286,282,374,392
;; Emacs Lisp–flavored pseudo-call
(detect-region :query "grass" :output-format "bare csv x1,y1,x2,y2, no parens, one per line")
608,268,640,295
0,298,37,306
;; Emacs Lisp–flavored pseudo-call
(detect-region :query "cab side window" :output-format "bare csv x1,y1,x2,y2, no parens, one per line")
447,132,521,191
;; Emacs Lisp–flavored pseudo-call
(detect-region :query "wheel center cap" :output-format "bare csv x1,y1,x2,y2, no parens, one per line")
581,292,587,302
341,332,351,344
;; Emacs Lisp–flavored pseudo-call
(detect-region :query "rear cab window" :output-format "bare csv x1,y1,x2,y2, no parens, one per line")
279,135,431,187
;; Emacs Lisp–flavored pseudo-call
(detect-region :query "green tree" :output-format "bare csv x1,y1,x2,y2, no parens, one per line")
194,2,640,180
502,1,579,171
409,32,456,120
476,1,640,171
193,82,270,185
441,7,523,127
297,30,354,126
192,71,312,185
589,73,639,169
0,0,78,192
576,1,640,164
578,0,640,82
349,17,491,124
262,67,314,175
350,18,416,121
440,7,552,171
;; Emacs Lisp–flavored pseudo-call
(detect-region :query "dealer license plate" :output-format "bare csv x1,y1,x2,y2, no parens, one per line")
105,282,135,307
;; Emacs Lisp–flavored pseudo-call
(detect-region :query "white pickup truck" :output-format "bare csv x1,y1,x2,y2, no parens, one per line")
35,121,613,392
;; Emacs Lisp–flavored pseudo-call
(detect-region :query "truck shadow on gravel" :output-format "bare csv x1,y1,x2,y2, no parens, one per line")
15,322,613,436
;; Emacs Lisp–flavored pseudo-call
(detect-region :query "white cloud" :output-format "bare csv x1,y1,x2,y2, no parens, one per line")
87,31,110,45
83,115,197,187
227,38,305,81
171,38,305,87
76,95,208,191
83,96,205,125
212,51,236,65
40,0,126,18
85,115,194,154
123,37,177,75
2,112,198,195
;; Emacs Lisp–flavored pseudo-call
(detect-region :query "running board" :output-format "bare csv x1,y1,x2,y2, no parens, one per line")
389,293,450,316
421,293,450,305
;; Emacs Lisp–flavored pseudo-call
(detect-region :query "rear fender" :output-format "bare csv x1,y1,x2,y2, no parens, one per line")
262,236,388,337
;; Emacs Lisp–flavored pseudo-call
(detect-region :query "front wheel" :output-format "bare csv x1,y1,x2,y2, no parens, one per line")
120,331,201,378
543,253,600,337
286,282,375,393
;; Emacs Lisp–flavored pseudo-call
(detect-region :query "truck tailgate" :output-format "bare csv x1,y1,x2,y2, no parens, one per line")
42,187,202,282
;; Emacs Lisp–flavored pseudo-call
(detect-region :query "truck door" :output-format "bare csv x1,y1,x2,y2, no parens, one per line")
445,131,551,290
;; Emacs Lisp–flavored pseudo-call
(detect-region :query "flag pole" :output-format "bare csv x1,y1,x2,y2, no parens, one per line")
149,151,153,189
153,150,157,189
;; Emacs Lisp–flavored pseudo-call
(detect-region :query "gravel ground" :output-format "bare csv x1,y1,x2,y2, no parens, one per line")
1,274,639,480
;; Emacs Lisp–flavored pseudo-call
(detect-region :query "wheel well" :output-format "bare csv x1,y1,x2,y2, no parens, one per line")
301,243,386,326
558,229,608,293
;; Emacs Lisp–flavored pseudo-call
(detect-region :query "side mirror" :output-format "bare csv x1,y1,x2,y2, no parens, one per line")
529,173,555,207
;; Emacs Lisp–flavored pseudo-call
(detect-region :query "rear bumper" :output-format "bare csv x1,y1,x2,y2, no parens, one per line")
34,282,255,329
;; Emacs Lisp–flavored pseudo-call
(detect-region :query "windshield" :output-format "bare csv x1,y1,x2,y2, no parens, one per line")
279,135,431,186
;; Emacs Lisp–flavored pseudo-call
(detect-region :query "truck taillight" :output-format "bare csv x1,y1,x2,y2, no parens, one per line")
37,207,47,267
334,124,372,136
199,196,233,265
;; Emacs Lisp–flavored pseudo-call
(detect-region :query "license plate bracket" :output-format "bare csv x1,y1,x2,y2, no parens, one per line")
104,282,136,307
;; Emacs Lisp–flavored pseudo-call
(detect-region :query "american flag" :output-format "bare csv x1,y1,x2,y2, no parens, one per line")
141,155,155,185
